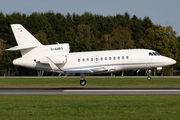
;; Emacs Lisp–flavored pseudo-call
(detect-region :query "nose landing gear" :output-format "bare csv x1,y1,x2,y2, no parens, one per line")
147,76,151,81
146,70,151,81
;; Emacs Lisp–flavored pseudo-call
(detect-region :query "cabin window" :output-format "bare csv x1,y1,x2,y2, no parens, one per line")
87,58,89,61
105,57,107,60
78,59,80,62
122,56,124,59
118,56,120,60
109,57,111,60
126,56,129,59
100,57,103,61
82,58,85,62
91,58,93,61
113,57,116,60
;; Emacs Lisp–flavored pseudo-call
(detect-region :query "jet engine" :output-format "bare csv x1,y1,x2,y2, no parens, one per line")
36,55,67,64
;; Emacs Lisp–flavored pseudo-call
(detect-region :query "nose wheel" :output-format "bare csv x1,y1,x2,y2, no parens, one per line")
147,76,151,81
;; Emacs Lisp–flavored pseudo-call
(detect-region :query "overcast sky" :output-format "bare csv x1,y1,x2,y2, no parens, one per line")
1,0,180,36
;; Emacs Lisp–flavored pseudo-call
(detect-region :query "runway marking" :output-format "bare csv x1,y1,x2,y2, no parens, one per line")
64,90,180,92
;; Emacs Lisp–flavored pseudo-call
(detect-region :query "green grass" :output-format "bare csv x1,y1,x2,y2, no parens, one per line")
1,78,180,119
0,78,180,88
0,96,180,120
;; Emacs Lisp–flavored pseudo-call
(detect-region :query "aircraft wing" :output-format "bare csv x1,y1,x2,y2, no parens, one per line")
65,67,108,73
45,56,108,74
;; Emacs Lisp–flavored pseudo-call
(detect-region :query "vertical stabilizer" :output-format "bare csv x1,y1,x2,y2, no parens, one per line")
7,24,43,57
11,24,42,46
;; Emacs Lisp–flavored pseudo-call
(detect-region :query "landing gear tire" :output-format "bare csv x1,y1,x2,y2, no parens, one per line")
147,76,151,81
80,80,86,86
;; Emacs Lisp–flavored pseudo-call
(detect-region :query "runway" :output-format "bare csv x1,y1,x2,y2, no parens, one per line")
1,88,180,95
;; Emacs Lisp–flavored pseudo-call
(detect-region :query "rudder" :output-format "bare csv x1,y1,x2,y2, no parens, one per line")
11,24,42,46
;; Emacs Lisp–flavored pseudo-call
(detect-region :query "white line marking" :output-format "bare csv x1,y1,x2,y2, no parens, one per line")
64,90,180,92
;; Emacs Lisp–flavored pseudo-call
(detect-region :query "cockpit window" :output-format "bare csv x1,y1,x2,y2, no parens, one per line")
149,52,153,56
149,52,161,56
152,52,157,56
155,52,160,56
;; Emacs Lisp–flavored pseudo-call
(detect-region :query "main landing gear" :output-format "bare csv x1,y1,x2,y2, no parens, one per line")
146,70,151,81
80,73,86,86
80,80,86,86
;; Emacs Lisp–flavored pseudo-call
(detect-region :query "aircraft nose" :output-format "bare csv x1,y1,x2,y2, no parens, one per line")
171,59,177,65
165,57,176,65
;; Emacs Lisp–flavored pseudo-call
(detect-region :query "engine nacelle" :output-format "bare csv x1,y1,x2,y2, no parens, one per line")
37,55,67,64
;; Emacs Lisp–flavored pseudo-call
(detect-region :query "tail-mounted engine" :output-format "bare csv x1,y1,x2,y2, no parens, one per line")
34,43,69,64
35,54,67,64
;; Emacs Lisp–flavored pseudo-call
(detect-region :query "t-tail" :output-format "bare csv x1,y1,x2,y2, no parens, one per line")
6,24,43,57
6,24,69,72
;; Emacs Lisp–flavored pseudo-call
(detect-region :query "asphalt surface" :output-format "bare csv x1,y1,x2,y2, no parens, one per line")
1,88,180,95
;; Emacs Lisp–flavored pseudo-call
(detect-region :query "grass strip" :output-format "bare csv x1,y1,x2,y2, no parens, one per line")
0,78,180,88
0,95,180,120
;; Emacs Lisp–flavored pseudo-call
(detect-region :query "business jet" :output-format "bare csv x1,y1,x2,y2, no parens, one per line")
6,24,176,86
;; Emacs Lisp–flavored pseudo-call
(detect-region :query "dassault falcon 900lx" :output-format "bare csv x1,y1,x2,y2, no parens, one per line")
6,24,176,86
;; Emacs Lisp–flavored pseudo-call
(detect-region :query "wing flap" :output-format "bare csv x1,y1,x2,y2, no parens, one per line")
91,68,108,73
65,67,108,73
66,70,93,73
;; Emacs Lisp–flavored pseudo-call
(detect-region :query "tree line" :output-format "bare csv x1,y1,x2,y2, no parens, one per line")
0,11,179,76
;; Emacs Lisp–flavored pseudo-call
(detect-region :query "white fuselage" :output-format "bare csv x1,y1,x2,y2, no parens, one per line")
13,48,176,74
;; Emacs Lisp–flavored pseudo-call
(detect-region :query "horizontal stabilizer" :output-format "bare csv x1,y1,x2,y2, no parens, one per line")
5,45,37,51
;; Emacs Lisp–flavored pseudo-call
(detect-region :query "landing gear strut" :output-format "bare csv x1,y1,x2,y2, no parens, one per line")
80,73,86,86
146,70,151,81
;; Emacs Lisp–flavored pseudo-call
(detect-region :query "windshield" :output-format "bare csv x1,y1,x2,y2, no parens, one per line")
149,52,161,56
